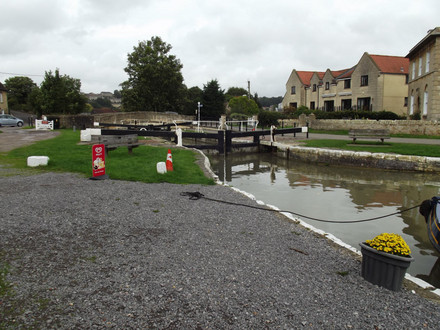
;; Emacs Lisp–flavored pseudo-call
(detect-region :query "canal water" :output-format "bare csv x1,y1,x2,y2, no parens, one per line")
208,152,440,289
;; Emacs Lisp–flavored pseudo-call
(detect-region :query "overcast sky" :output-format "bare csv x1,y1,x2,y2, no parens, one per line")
1,0,439,97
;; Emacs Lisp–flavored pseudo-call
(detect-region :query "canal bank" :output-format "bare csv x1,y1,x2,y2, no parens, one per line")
258,134,440,172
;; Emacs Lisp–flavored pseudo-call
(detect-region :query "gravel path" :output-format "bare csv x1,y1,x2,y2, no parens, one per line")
1,172,440,328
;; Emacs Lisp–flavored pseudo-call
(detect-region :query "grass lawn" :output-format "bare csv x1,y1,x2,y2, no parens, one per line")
302,139,440,157
0,129,215,185
309,128,440,139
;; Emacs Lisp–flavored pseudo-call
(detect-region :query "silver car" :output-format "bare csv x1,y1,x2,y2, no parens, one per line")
0,114,24,127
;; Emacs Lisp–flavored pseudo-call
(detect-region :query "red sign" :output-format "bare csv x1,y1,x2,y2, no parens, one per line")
92,144,106,177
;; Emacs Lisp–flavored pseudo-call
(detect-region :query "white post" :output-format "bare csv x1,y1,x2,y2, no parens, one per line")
197,102,202,133
270,125,276,143
176,128,183,147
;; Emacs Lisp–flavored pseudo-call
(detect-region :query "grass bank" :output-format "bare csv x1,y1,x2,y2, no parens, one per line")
302,139,440,157
0,129,215,185
309,129,440,139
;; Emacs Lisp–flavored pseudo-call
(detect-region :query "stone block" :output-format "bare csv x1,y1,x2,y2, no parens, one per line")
156,162,167,174
80,128,102,142
27,156,49,167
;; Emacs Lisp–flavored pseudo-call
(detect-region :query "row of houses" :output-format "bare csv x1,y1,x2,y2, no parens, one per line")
282,27,440,120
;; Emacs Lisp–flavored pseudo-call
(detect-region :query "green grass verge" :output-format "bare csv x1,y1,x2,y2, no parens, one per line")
302,139,440,157
0,129,215,185
308,128,440,139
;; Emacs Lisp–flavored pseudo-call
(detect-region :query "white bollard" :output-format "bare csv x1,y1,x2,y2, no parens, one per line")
176,128,183,147
156,162,167,174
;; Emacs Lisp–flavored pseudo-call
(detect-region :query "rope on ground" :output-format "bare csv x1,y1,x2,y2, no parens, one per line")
180,191,421,224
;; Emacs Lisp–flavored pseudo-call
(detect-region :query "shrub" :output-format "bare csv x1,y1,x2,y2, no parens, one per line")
258,110,283,128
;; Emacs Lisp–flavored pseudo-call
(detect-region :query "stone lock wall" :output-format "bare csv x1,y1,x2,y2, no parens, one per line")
280,116,440,135
93,111,194,125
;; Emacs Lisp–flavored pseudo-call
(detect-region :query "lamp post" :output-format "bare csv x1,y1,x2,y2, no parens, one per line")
197,102,203,132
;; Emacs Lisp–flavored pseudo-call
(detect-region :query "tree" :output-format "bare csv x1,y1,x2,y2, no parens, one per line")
90,97,113,109
121,36,185,112
228,96,259,117
201,79,225,119
182,86,203,116
225,87,248,102
4,76,37,110
37,69,87,116
113,90,121,99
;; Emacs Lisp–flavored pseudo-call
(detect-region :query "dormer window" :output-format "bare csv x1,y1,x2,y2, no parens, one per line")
325,82,330,90
344,79,351,89
291,86,296,95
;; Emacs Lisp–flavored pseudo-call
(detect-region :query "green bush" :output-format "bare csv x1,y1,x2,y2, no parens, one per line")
284,107,404,120
258,110,283,128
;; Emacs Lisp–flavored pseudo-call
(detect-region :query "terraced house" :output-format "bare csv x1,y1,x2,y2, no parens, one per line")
282,52,409,116
407,27,440,120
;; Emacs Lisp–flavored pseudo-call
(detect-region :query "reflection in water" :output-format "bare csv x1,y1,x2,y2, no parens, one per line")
209,152,440,288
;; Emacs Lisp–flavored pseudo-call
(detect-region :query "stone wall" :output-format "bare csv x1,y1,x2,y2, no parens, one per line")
261,142,440,172
94,111,194,125
280,116,440,135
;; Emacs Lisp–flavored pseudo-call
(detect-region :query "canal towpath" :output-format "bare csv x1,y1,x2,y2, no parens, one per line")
1,171,440,328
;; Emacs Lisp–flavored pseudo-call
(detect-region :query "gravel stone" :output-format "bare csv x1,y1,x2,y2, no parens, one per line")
1,172,439,328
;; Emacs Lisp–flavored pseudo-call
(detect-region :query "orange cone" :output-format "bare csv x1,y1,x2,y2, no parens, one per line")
166,149,173,171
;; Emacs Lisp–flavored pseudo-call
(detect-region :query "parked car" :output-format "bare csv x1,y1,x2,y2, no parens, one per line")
0,114,24,127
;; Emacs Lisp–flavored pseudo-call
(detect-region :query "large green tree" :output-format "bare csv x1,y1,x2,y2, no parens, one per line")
182,86,203,116
121,36,185,112
225,87,248,102
4,76,37,110
201,79,225,119
36,69,87,116
228,96,259,117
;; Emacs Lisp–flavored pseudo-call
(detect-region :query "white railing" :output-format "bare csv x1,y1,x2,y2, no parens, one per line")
35,120,54,130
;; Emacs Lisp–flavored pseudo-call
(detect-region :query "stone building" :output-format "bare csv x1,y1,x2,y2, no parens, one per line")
406,27,440,120
0,82,8,114
282,53,409,116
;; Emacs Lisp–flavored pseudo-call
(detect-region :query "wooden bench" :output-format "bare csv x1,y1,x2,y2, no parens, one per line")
91,134,141,155
348,129,390,143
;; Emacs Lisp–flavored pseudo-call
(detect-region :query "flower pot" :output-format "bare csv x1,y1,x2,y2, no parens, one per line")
359,242,414,291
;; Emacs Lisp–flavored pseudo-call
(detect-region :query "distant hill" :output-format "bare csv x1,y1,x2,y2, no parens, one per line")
259,96,283,107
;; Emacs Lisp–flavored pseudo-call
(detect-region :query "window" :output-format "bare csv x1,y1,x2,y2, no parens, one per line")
0,93,3,103
310,101,315,110
409,95,414,115
423,91,428,116
289,102,297,109
291,86,296,95
344,79,351,89
360,75,368,86
357,97,371,111
341,99,352,110
324,100,334,112
426,52,430,73
412,62,415,79
325,82,330,90
312,84,317,92
404,97,408,107
418,57,422,76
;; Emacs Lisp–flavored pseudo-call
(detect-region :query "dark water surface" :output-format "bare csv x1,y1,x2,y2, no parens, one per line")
208,152,440,289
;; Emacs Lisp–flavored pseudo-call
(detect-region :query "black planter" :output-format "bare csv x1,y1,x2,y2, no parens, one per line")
359,242,414,291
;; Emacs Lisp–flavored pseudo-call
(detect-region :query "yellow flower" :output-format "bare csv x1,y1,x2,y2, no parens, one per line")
365,233,411,257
